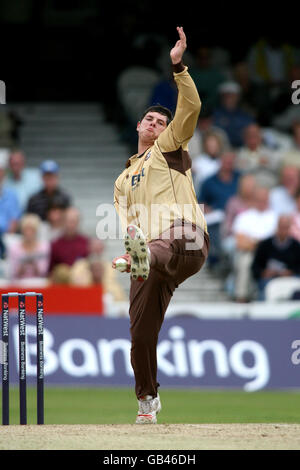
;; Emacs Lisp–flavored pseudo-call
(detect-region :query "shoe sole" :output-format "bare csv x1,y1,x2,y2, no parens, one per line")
124,225,150,281
135,414,157,424
135,395,161,424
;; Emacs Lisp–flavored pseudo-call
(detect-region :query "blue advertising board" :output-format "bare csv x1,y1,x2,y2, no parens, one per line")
3,315,300,391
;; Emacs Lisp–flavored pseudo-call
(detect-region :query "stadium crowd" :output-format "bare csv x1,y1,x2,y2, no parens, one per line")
0,147,126,301
114,34,300,302
1,34,300,303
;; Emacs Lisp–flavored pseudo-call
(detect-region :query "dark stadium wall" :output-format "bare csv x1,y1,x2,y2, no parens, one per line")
0,1,296,101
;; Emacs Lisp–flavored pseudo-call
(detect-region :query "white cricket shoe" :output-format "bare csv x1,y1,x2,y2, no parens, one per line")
135,394,162,424
124,225,150,281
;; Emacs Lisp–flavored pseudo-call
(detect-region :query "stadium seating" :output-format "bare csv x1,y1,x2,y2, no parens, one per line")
264,277,300,301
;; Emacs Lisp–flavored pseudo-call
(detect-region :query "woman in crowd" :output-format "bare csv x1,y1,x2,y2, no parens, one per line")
7,213,50,281
192,130,227,193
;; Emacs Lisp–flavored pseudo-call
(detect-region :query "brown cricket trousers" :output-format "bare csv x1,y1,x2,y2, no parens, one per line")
129,220,209,399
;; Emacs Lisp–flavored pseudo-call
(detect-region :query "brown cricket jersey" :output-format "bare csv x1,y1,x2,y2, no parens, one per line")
114,62,208,242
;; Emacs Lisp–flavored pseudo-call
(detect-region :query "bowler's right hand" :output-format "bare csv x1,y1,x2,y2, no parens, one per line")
112,254,131,272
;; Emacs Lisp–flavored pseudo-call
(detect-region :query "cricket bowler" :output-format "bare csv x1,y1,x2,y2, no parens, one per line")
112,26,209,423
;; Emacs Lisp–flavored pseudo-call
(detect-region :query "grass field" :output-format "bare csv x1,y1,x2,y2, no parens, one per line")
2,387,300,424
1,387,300,449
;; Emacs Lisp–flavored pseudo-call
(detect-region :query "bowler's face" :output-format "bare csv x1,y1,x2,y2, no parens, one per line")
137,112,168,142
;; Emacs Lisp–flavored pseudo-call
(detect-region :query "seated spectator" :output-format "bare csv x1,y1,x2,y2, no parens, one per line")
49,236,127,301
7,214,50,281
192,130,225,192
198,152,240,267
40,199,67,242
199,152,240,212
281,120,300,168
50,264,71,284
270,165,300,215
236,123,281,188
149,67,177,114
5,150,42,211
261,126,293,153
0,149,21,235
221,174,257,293
232,62,258,117
188,108,230,160
27,160,71,221
87,237,126,300
189,46,226,111
248,37,295,88
252,215,300,300
213,81,255,148
289,190,300,242
69,259,94,287
49,207,89,274
88,238,105,284
221,174,256,255
50,239,104,286
248,37,297,125
232,186,278,301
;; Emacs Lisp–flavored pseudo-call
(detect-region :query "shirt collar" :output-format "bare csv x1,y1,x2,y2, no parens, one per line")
125,148,150,168
273,236,292,249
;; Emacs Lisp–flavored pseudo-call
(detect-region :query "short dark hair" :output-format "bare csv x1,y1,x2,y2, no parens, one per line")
47,195,68,211
140,105,173,125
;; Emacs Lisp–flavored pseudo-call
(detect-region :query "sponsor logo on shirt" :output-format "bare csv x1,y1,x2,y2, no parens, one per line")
131,168,145,189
